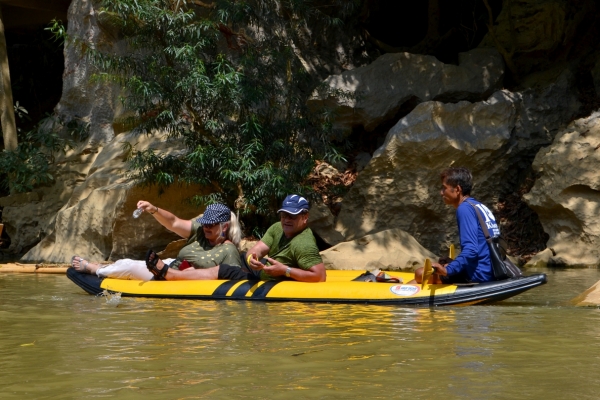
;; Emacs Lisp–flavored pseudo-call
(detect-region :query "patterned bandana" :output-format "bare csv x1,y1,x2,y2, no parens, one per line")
197,204,231,225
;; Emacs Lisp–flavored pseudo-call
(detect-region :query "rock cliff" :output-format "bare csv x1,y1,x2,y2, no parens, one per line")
3,0,600,269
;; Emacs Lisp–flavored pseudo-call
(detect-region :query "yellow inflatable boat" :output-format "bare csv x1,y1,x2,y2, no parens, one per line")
67,267,547,306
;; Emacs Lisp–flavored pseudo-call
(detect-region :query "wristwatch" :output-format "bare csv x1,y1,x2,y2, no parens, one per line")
285,267,292,278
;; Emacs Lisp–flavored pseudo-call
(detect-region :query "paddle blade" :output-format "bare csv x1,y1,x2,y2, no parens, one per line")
449,244,455,259
421,258,433,290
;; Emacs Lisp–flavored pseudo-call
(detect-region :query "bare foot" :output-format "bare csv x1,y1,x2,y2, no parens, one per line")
71,256,101,275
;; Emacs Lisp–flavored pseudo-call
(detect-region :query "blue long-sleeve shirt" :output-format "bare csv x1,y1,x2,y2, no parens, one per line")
445,198,499,283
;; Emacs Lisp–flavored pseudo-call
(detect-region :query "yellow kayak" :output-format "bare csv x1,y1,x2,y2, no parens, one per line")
67,268,547,306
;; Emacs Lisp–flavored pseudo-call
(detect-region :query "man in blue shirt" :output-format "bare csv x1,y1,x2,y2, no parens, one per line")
414,167,498,284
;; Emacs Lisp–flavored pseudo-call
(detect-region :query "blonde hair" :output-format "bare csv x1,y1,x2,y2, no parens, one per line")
224,211,242,250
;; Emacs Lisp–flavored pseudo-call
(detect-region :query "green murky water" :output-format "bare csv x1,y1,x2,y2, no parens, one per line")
1,268,599,399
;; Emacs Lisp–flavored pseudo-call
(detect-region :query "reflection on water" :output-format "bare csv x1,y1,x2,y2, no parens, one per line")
1,268,600,399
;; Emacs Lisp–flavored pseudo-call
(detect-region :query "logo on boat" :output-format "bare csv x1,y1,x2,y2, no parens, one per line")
390,285,420,296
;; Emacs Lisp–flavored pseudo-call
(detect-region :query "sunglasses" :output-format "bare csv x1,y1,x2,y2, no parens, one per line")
279,212,306,220
203,223,220,228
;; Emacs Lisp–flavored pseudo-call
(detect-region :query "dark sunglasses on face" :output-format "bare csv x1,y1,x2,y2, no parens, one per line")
203,223,219,228
279,212,305,220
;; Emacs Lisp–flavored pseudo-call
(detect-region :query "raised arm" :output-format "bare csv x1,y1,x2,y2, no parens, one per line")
137,200,192,239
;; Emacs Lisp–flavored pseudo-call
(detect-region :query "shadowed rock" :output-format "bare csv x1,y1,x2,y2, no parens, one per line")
525,111,600,267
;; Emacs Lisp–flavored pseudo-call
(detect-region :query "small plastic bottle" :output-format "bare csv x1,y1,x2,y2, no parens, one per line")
132,208,143,218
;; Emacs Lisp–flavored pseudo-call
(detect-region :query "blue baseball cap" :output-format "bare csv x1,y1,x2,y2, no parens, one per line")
197,203,231,225
278,195,309,215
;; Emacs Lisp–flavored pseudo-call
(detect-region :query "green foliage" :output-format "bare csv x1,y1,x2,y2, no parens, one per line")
85,0,357,216
45,19,67,45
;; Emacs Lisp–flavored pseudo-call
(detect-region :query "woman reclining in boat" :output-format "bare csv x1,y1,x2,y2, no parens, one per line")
70,202,243,280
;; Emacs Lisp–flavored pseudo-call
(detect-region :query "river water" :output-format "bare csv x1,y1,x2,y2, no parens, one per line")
1,267,600,399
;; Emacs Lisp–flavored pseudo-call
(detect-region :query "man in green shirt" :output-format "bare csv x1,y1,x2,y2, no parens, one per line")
151,194,326,282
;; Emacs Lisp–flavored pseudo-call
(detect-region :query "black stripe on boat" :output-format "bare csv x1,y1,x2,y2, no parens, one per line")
229,281,256,298
250,280,280,299
211,280,240,298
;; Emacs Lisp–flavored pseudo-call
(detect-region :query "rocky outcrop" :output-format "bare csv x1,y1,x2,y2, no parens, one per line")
0,150,95,255
57,0,126,144
335,91,515,252
524,112,600,267
523,248,554,269
335,69,580,253
479,0,597,76
19,131,206,263
1,0,208,263
0,0,127,259
307,48,504,135
3,0,596,269
320,229,436,271
572,279,600,306
307,202,345,247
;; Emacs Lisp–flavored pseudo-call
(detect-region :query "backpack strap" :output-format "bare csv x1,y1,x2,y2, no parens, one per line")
464,199,492,239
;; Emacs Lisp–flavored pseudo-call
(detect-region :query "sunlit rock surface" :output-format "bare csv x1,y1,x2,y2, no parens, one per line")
308,48,504,135
320,229,436,272
523,248,554,269
335,91,515,251
336,70,580,253
525,111,600,267
19,132,206,263
572,280,600,306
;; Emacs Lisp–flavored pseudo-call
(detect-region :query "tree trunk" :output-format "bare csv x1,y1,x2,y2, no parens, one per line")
0,5,18,151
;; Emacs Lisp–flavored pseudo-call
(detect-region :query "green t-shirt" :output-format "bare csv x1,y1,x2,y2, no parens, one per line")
171,220,242,270
259,222,323,280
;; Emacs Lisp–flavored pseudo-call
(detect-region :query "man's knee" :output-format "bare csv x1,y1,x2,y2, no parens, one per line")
414,267,424,283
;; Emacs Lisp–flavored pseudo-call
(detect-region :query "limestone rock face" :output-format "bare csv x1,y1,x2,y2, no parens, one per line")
57,0,125,144
0,149,97,255
308,48,504,135
524,112,600,267
336,70,580,253
481,0,567,54
479,0,595,75
20,132,206,263
572,280,600,307
307,202,345,247
335,91,515,251
523,248,554,269
320,229,436,271
2,0,129,258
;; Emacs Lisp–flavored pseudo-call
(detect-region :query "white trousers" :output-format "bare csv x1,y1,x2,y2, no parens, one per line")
96,258,175,281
